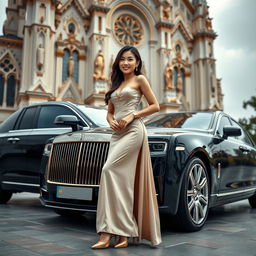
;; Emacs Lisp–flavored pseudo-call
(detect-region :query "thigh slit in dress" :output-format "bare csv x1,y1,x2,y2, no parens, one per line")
96,87,162,246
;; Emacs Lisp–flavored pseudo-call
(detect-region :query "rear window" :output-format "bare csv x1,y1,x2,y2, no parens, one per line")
18,107,37,130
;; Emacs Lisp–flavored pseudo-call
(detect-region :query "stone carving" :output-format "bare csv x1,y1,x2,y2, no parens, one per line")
205,17,213,31
176,74,183,103
68,56,74,78
39,4,46,23
36,43,45,71
93,50,107,81
163,6,171,20
164,63,174,89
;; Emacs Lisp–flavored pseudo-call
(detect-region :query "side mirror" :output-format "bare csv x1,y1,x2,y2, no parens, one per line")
223,126,241,139
54,115,82,132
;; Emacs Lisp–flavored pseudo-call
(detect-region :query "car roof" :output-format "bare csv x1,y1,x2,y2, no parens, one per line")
24,101,105,111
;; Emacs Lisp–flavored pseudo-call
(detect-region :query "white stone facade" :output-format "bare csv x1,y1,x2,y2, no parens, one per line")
0,0,223,123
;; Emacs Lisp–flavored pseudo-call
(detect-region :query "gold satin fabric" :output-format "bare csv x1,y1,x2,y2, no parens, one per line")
96,87,162,246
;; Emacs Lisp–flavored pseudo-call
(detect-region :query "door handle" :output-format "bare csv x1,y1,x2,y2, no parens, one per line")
7,137,20,143
239,146,250,153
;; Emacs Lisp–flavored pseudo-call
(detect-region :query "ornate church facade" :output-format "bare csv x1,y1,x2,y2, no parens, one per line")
0,0,223,123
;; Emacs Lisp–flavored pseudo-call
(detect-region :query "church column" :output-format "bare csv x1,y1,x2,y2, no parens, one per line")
148,40,158,98
85,3,110,107
55,49,64,98
191,0,218,110
20,0,55,106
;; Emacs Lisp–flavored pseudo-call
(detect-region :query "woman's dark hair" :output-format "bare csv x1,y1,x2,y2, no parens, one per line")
105,45,142,104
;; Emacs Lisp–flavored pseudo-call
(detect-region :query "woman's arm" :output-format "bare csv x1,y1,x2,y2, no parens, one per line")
133,75,160,118
107,100,122,131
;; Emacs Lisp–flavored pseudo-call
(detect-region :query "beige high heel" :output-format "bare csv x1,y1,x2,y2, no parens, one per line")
91,233,114,249
114,236,128,248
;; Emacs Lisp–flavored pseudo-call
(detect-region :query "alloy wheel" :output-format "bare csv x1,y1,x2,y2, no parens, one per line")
187,163,209,225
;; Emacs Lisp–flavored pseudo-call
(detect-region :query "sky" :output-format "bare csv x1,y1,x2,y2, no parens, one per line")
0,0,255,121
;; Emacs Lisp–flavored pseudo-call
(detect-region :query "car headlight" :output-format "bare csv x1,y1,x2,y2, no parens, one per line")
43,143,52,156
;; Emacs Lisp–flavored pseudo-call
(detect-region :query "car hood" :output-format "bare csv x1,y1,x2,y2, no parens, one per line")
53,126,208,143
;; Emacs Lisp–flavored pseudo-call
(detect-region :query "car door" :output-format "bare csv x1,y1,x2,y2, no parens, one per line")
216,115,245,194
229,119,256,189
27,104,89,184
0,106,38,191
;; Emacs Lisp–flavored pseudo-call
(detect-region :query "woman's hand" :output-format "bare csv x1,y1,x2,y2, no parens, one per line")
118,113,134,129
109,119,122,131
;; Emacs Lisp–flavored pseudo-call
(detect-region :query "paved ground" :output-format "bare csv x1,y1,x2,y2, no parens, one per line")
0,193,256,256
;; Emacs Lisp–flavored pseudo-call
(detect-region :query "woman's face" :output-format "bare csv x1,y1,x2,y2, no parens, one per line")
119,50,138,75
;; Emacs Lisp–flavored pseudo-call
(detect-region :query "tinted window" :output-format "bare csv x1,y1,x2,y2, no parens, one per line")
217,116,231,137
230,119,253,146
37,105,76,128
144,112,213,130
0,108,22,132
18,107,37,130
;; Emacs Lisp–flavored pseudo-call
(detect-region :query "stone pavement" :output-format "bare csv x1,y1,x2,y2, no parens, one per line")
0,193,256,256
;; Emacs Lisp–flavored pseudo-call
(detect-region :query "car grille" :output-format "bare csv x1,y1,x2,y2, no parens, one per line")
47,142,110,186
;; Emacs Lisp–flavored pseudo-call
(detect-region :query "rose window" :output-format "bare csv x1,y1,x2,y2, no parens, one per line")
114,14,143,46
0,58,15,73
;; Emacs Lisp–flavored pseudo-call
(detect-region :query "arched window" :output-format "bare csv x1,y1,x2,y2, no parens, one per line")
173,67,178,87
0,73,4,105
7,75,15,106
180,68,185,96
175,44,181,52
73,51,79,83
62,49,69,82
68,23,76,34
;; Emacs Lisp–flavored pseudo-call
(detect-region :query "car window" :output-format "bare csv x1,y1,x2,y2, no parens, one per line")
217,116,231,137
230,119,253,146
0,108,22,132
37,105,78,128
18,107,37,130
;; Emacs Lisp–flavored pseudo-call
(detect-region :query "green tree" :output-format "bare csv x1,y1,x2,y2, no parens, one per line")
238,96,256,144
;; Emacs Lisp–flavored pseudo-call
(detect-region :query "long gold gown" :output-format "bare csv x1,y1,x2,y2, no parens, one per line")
96,87,162,246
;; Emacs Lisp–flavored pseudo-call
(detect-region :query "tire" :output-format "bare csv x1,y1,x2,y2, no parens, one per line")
175,157,210,232
248,194,256,208
0,189,13,204
54,208,84,217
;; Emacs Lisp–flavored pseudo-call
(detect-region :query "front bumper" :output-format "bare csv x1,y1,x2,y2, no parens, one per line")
40,184,99,212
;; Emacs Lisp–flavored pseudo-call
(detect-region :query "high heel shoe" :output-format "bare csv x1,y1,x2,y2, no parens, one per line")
114,237,128,248
91,233,113,249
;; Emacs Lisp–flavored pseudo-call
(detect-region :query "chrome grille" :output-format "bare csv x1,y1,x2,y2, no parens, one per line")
47,142,110,186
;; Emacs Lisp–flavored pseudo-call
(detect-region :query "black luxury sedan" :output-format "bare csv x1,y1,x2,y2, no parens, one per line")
0,101,108,203
39,111,256,231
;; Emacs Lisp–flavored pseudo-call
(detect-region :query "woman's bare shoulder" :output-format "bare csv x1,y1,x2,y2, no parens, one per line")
135,74,150,89
136,75,148,84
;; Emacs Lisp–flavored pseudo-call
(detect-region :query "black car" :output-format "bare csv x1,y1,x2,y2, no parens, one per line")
39,111,256,231
0,101,108,203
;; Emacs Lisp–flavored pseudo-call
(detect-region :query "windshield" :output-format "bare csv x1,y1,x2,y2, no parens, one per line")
144,112,213,130
77,106,108,127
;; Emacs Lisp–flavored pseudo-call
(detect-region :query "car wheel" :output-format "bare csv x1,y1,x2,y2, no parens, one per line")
0,189,13,204
248,194,256,208
175,157,210,231
54,208,84,217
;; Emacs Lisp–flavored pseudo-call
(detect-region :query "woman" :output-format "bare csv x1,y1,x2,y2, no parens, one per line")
92,46,162,249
